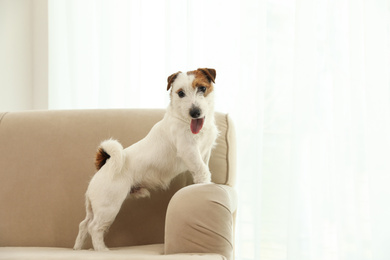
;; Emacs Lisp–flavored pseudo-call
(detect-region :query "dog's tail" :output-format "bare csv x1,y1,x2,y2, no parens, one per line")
95,139,124,174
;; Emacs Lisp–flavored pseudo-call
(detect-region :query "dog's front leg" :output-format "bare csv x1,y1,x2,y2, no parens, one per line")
203,149,212,166
177,139,211,184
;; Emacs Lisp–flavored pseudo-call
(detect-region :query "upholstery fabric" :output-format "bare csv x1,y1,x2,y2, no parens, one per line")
165,184,237,260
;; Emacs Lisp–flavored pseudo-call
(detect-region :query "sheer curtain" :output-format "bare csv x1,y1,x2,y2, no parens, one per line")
49,0,390,259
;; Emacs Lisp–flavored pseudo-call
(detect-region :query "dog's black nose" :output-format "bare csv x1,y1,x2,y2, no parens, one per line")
190,106,202,118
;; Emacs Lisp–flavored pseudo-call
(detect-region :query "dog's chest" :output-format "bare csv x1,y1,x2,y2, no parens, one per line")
195,127,218,152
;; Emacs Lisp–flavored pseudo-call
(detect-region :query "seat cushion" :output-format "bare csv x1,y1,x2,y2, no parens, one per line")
0,244,226,260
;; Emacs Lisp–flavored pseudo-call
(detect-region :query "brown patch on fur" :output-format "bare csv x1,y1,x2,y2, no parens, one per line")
187,68,217,97
198,68,216,83
167,71,181,91
95,148,110,170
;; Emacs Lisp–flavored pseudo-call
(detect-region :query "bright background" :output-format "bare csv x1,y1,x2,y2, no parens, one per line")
1,0,390,260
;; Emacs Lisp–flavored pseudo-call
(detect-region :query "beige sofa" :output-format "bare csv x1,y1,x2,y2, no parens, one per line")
0,109,237,260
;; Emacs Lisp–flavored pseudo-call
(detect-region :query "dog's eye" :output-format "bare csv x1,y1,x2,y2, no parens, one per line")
198,86,207,93
178,91,186,98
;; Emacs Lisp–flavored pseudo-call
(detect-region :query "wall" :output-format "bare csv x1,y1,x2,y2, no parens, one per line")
32,0,48,110
0,0,48,111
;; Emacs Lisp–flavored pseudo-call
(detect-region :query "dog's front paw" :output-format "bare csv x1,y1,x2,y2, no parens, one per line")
193,171,212,184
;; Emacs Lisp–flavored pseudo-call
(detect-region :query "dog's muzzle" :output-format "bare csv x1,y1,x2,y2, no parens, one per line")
189,106,202,119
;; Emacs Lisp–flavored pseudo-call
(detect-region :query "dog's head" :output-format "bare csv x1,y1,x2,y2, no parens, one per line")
167,68,216,134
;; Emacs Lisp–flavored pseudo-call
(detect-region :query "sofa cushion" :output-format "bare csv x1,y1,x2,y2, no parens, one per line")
0,244,226,260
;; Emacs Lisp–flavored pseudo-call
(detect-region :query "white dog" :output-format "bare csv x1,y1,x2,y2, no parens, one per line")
74,68,218,251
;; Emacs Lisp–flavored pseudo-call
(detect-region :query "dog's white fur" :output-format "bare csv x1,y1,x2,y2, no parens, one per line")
74,68,218,251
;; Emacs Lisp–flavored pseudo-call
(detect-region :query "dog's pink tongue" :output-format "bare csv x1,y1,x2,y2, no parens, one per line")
191,118,204,134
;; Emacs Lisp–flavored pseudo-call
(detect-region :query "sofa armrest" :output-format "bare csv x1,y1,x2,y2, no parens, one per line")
164,184,237,260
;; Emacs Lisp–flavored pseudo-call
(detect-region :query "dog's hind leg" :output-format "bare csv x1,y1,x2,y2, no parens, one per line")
88,197,126,251
74,198,93,250
88,218,112,251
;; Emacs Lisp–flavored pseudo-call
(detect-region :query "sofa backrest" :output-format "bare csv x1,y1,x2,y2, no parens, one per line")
0,109,236,248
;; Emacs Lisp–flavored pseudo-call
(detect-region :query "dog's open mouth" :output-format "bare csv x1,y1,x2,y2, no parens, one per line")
190,117,205,134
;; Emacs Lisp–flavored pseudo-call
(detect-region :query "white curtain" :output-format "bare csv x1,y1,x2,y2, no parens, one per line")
49,0,390,259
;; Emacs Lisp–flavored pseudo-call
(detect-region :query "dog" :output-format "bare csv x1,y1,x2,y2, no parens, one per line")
73,68,218,251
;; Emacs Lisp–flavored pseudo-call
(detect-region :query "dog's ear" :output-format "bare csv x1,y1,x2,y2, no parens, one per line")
167,71,181,91
198,68,216,83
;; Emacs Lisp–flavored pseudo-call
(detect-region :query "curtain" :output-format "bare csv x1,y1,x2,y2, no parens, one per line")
49,0,390,259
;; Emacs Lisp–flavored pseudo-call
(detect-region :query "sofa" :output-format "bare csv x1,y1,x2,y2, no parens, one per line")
0,109,237,260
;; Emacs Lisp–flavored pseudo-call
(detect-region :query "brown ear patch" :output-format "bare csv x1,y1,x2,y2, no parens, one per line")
167,71,181,91
187,68,216,97
198,68,216,83
95,148,110,170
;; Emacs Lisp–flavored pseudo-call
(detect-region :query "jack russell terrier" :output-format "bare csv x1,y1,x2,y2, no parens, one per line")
74,68,218,251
